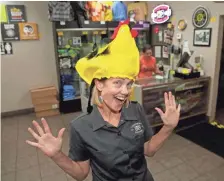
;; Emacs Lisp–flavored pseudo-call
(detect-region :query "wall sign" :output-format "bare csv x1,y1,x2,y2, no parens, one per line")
1,42,13,55
6,5,27,23
178,19,187,31
19,23,39,40
1,23,20,41
192,6,210,28
151,4,172,24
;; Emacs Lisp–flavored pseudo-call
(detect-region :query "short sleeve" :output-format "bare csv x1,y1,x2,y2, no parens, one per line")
68,123,90,161
136,103,154,142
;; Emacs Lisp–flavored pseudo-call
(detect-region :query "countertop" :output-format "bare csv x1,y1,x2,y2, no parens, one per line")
134,76,210,88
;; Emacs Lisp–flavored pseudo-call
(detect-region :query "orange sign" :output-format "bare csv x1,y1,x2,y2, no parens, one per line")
19,23,39,40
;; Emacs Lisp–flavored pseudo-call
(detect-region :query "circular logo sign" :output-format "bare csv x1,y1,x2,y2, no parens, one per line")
192,7,210,28
151,4,172,24
178,19,187,31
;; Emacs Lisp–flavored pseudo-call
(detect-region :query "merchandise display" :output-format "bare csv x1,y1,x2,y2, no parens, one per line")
112,1,127,21
127,2,148,21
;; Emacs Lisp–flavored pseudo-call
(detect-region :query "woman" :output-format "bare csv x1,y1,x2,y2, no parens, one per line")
138,44,162,79
26,20,180,181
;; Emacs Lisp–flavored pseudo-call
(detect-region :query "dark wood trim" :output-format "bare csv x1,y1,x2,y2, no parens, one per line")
1,108,34,118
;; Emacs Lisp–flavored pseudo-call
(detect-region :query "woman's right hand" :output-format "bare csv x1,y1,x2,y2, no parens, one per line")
26,118,66,158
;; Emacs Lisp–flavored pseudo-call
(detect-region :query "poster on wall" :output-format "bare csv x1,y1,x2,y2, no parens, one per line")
1,42,13,55
19,23,39,40
162,46,169,58
0,4,8,23
6,5,27,23
1,23,20,41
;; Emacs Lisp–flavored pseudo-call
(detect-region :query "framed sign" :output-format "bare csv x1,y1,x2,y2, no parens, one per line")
193,28,212,47
1,23,20,41
1,42,13,55
151,4,172,24
19,23,39,40
192,6,210,28
6,5,27,23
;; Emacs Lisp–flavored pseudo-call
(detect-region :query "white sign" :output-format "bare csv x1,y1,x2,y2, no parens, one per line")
151,4,172,24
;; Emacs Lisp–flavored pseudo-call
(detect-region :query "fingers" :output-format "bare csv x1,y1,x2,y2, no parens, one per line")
58,128,66,139
177,104,181,112
33,120,45,136
172,94,176,108
26,140,39,148
164,92,170,107
28,127,40,140
155,107,164,117
41,118,51,134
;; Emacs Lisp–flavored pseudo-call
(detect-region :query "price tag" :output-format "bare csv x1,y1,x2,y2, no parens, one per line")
57,31,63,36
84,20,89,24
143,24,150,28
82,31,88,35
60,21,65,25
93,31,98,35
139,21,143,25
101,31,106,35
100,21,106,24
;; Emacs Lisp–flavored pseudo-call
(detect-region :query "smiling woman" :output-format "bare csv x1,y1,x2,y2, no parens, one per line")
90,78,134,113
26,19,180,181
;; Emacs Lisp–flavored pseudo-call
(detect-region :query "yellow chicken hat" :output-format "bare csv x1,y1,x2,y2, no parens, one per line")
75,19,140,85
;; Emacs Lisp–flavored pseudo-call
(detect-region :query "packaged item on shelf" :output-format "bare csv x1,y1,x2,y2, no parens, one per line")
112,1,127,21
60,57,72,69
48,1,74,21
127,2,148,21
85,1,104,21
63,85,76,101
101,1,113,21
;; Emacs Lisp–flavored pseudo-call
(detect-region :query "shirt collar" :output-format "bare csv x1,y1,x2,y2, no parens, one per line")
91,103,138,131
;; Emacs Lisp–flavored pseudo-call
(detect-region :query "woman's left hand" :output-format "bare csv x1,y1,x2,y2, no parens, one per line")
155,92,181,130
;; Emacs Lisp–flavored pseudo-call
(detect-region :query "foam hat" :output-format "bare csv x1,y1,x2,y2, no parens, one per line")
75,19,140,85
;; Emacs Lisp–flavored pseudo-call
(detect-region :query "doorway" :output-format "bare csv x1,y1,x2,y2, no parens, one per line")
216,16,224,125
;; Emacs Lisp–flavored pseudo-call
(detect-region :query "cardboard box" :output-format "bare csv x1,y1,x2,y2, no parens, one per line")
36,109,60,118
32,96,58,105
30,86,57,99
34,101,59,112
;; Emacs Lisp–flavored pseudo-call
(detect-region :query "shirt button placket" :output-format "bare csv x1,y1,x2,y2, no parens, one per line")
117,131,121,136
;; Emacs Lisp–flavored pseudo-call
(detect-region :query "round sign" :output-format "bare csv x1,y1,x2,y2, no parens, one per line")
192,6,210,28
178,19,187,31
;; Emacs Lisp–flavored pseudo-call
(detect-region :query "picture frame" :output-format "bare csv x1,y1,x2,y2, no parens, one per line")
193,28,212,47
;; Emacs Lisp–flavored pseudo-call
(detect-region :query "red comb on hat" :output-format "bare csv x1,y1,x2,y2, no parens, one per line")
111,19,138,39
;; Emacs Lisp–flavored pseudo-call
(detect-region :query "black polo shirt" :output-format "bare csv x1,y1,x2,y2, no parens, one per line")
68,102,154,181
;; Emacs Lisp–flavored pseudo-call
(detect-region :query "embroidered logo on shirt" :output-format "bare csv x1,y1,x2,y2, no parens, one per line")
131,122,144,134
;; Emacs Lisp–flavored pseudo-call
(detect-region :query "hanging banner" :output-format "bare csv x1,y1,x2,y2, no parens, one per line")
19,23,39,40
151,4,172,24
1,42,13,55
1,23,20,41
0,4,8,22
6,5,27,23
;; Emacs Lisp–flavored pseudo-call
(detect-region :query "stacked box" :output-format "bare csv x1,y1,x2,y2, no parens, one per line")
30,86,60,117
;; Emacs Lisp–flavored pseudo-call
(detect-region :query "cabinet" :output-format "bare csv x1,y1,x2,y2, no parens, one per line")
132,77,210,127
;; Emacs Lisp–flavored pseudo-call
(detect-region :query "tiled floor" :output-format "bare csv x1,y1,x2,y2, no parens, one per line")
1,112,224,181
